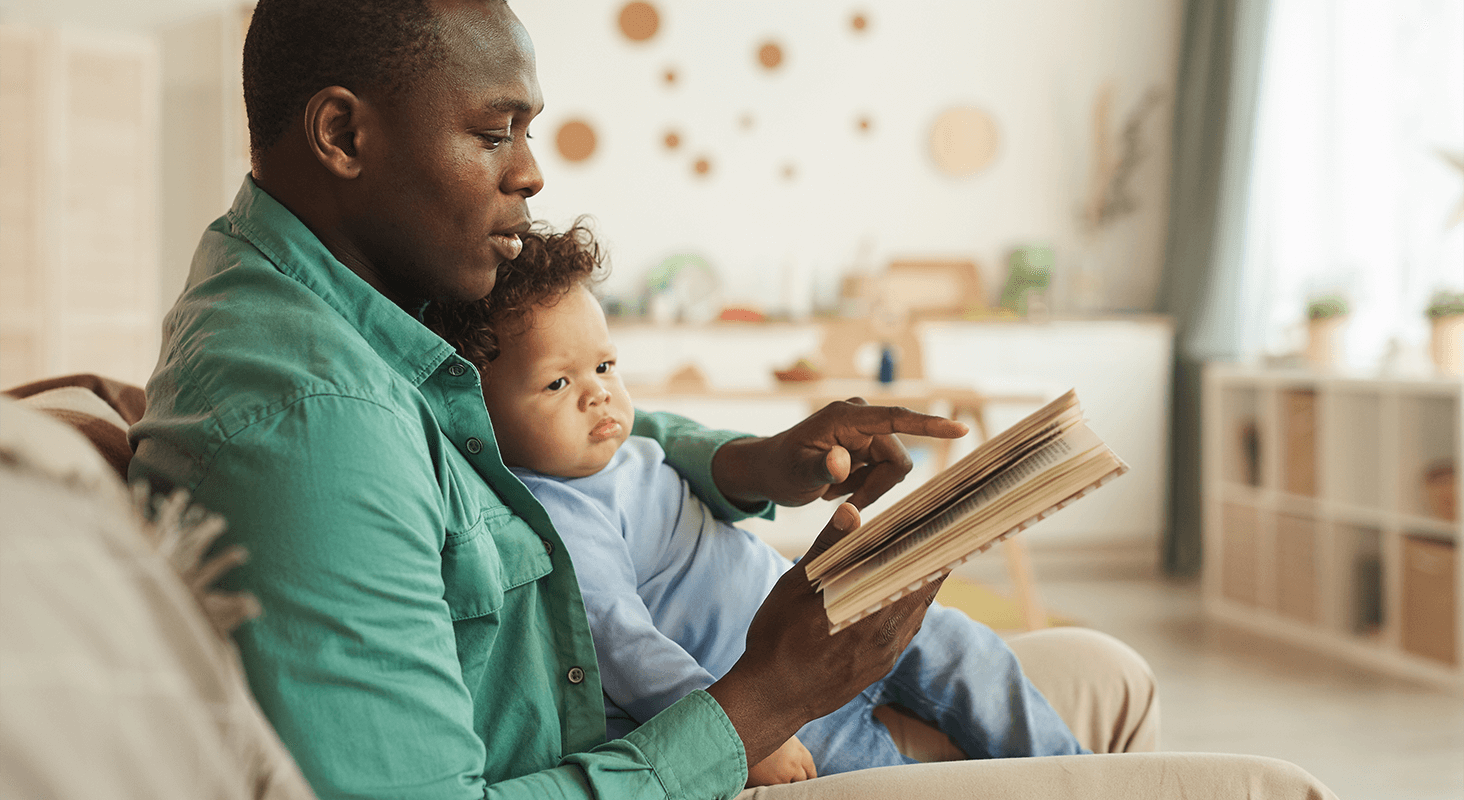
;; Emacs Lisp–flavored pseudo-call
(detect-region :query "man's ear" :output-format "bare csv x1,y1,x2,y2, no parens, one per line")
302,86,371,180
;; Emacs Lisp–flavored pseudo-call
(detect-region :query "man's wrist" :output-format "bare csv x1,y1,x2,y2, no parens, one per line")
710,436,769,510
705,662,806,769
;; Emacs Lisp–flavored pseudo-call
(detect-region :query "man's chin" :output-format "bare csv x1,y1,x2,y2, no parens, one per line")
437,270,499,305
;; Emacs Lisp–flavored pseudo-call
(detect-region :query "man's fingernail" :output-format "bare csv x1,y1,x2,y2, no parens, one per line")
833,503,855,530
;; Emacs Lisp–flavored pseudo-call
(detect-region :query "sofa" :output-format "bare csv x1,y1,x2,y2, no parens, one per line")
0,374,315,799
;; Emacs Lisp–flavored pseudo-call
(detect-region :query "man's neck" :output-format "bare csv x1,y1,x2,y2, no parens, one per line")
252,157,415,311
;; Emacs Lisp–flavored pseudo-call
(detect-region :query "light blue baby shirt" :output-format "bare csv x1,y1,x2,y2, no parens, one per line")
514,436,793,738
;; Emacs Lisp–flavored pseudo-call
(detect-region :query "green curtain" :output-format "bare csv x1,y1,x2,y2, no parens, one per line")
1157,0,1272,576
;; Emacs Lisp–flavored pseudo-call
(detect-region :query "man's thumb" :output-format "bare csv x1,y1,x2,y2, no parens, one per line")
816,445,852,486
804,502,861,560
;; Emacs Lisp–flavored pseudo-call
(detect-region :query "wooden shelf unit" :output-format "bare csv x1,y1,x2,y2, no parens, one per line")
1202,364,1463,691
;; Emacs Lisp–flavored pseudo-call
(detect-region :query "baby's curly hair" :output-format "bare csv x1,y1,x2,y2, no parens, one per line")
427,219,608,368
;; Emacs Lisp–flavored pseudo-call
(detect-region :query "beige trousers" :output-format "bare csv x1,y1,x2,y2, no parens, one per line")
738,627,1337,800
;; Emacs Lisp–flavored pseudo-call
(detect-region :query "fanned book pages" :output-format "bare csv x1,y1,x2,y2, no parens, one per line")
804,389,1128,633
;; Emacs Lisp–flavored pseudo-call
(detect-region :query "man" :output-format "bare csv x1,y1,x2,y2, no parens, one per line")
131,1,1338,799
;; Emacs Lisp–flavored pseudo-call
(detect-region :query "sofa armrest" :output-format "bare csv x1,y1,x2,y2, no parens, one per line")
3,373,146,482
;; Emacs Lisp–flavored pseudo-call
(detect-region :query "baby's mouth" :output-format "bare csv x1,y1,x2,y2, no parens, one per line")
589,417,621,441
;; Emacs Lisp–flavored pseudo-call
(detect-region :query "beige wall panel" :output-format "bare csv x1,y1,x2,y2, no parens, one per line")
0,29,42,318
0,331,41,389
60,324,156,386
64,50,153,312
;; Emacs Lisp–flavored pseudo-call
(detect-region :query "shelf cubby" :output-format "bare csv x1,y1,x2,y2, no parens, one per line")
1204,366,1463,691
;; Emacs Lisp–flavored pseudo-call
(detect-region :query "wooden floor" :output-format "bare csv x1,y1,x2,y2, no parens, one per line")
953,546,1464,800
747,498,1463,798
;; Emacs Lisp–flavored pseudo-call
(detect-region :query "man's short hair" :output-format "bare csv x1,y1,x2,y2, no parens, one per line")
242,0,451,160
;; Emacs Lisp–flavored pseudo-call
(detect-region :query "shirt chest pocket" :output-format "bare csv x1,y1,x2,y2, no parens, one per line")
442,507,553,621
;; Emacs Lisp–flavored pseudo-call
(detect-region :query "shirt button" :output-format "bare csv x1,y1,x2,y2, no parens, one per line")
446,363,466,377
541,538,554,556
465,437,483,454
567,666,585,685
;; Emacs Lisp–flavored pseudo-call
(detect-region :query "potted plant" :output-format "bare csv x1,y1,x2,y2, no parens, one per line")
1426,289,1464,376
1305,294,1349,368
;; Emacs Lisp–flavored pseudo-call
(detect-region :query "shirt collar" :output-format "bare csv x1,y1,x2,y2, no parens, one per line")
225,177,456,387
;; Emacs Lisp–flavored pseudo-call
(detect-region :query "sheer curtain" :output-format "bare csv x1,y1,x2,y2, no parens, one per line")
1240,0,1464,367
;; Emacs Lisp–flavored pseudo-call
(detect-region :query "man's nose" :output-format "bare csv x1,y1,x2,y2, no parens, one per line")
506,140,544,198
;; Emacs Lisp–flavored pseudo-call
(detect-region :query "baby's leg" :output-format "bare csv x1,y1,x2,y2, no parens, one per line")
877,603,1086,759
794,686,920,776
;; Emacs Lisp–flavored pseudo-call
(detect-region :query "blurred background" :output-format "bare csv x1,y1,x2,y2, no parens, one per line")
1,1,1462,797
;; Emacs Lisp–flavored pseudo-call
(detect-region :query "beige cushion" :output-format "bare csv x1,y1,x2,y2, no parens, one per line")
0,398,316,800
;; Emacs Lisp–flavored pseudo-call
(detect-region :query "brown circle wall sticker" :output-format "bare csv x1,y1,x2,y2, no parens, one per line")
556,120,598,163
757,41,784,70
618,2,660,42
928,107,999,176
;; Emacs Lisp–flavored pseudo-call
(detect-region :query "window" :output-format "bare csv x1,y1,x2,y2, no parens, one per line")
1241,0,1464,367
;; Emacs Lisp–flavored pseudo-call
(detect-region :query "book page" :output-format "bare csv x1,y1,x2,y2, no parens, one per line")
807,389,1083,579
803,389,1128,632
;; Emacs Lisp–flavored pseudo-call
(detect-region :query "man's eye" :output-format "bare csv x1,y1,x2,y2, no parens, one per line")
545,378,567,391
478,133,511,150
596,361,614,374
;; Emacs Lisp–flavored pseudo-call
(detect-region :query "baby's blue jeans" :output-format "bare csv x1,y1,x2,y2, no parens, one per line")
794,603,1088,774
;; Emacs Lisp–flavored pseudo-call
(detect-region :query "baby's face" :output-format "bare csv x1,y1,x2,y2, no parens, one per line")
482,285,634,478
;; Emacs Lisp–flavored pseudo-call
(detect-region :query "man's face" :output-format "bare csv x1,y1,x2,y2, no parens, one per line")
482,285,635,478
345,1,544,305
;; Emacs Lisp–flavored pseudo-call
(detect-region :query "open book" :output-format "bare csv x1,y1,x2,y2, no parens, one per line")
804,389,1128,632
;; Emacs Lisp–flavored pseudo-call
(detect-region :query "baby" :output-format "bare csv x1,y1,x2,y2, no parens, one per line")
427,223,1086,786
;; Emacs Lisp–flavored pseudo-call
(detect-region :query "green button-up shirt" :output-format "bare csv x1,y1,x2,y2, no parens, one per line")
130,179,754,800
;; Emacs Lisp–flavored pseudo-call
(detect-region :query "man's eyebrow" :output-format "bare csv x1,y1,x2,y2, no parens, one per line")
484,97,542,114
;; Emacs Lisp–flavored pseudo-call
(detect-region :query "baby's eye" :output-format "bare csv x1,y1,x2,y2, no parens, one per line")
545,377,567,391
596,361,614,374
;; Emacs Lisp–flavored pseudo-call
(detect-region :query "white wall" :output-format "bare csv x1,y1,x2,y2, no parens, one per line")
515,0,1183,315
1,0,1183,318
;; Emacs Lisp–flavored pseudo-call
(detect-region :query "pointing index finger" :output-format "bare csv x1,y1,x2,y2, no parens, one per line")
832,400,969,440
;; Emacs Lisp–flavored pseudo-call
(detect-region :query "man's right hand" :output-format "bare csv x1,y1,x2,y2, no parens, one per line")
705,502,944,770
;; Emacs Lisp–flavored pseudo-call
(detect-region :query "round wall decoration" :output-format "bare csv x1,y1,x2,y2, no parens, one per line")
692,156,712,176
757,41,784,70
618,2,660,42
556,119,598,163
663,130,681,150
928,106,999,176
851,12,869,32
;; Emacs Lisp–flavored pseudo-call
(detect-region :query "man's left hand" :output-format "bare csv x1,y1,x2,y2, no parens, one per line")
711,398,968,510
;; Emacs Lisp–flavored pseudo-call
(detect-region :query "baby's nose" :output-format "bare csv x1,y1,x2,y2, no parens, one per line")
582,382,611,407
